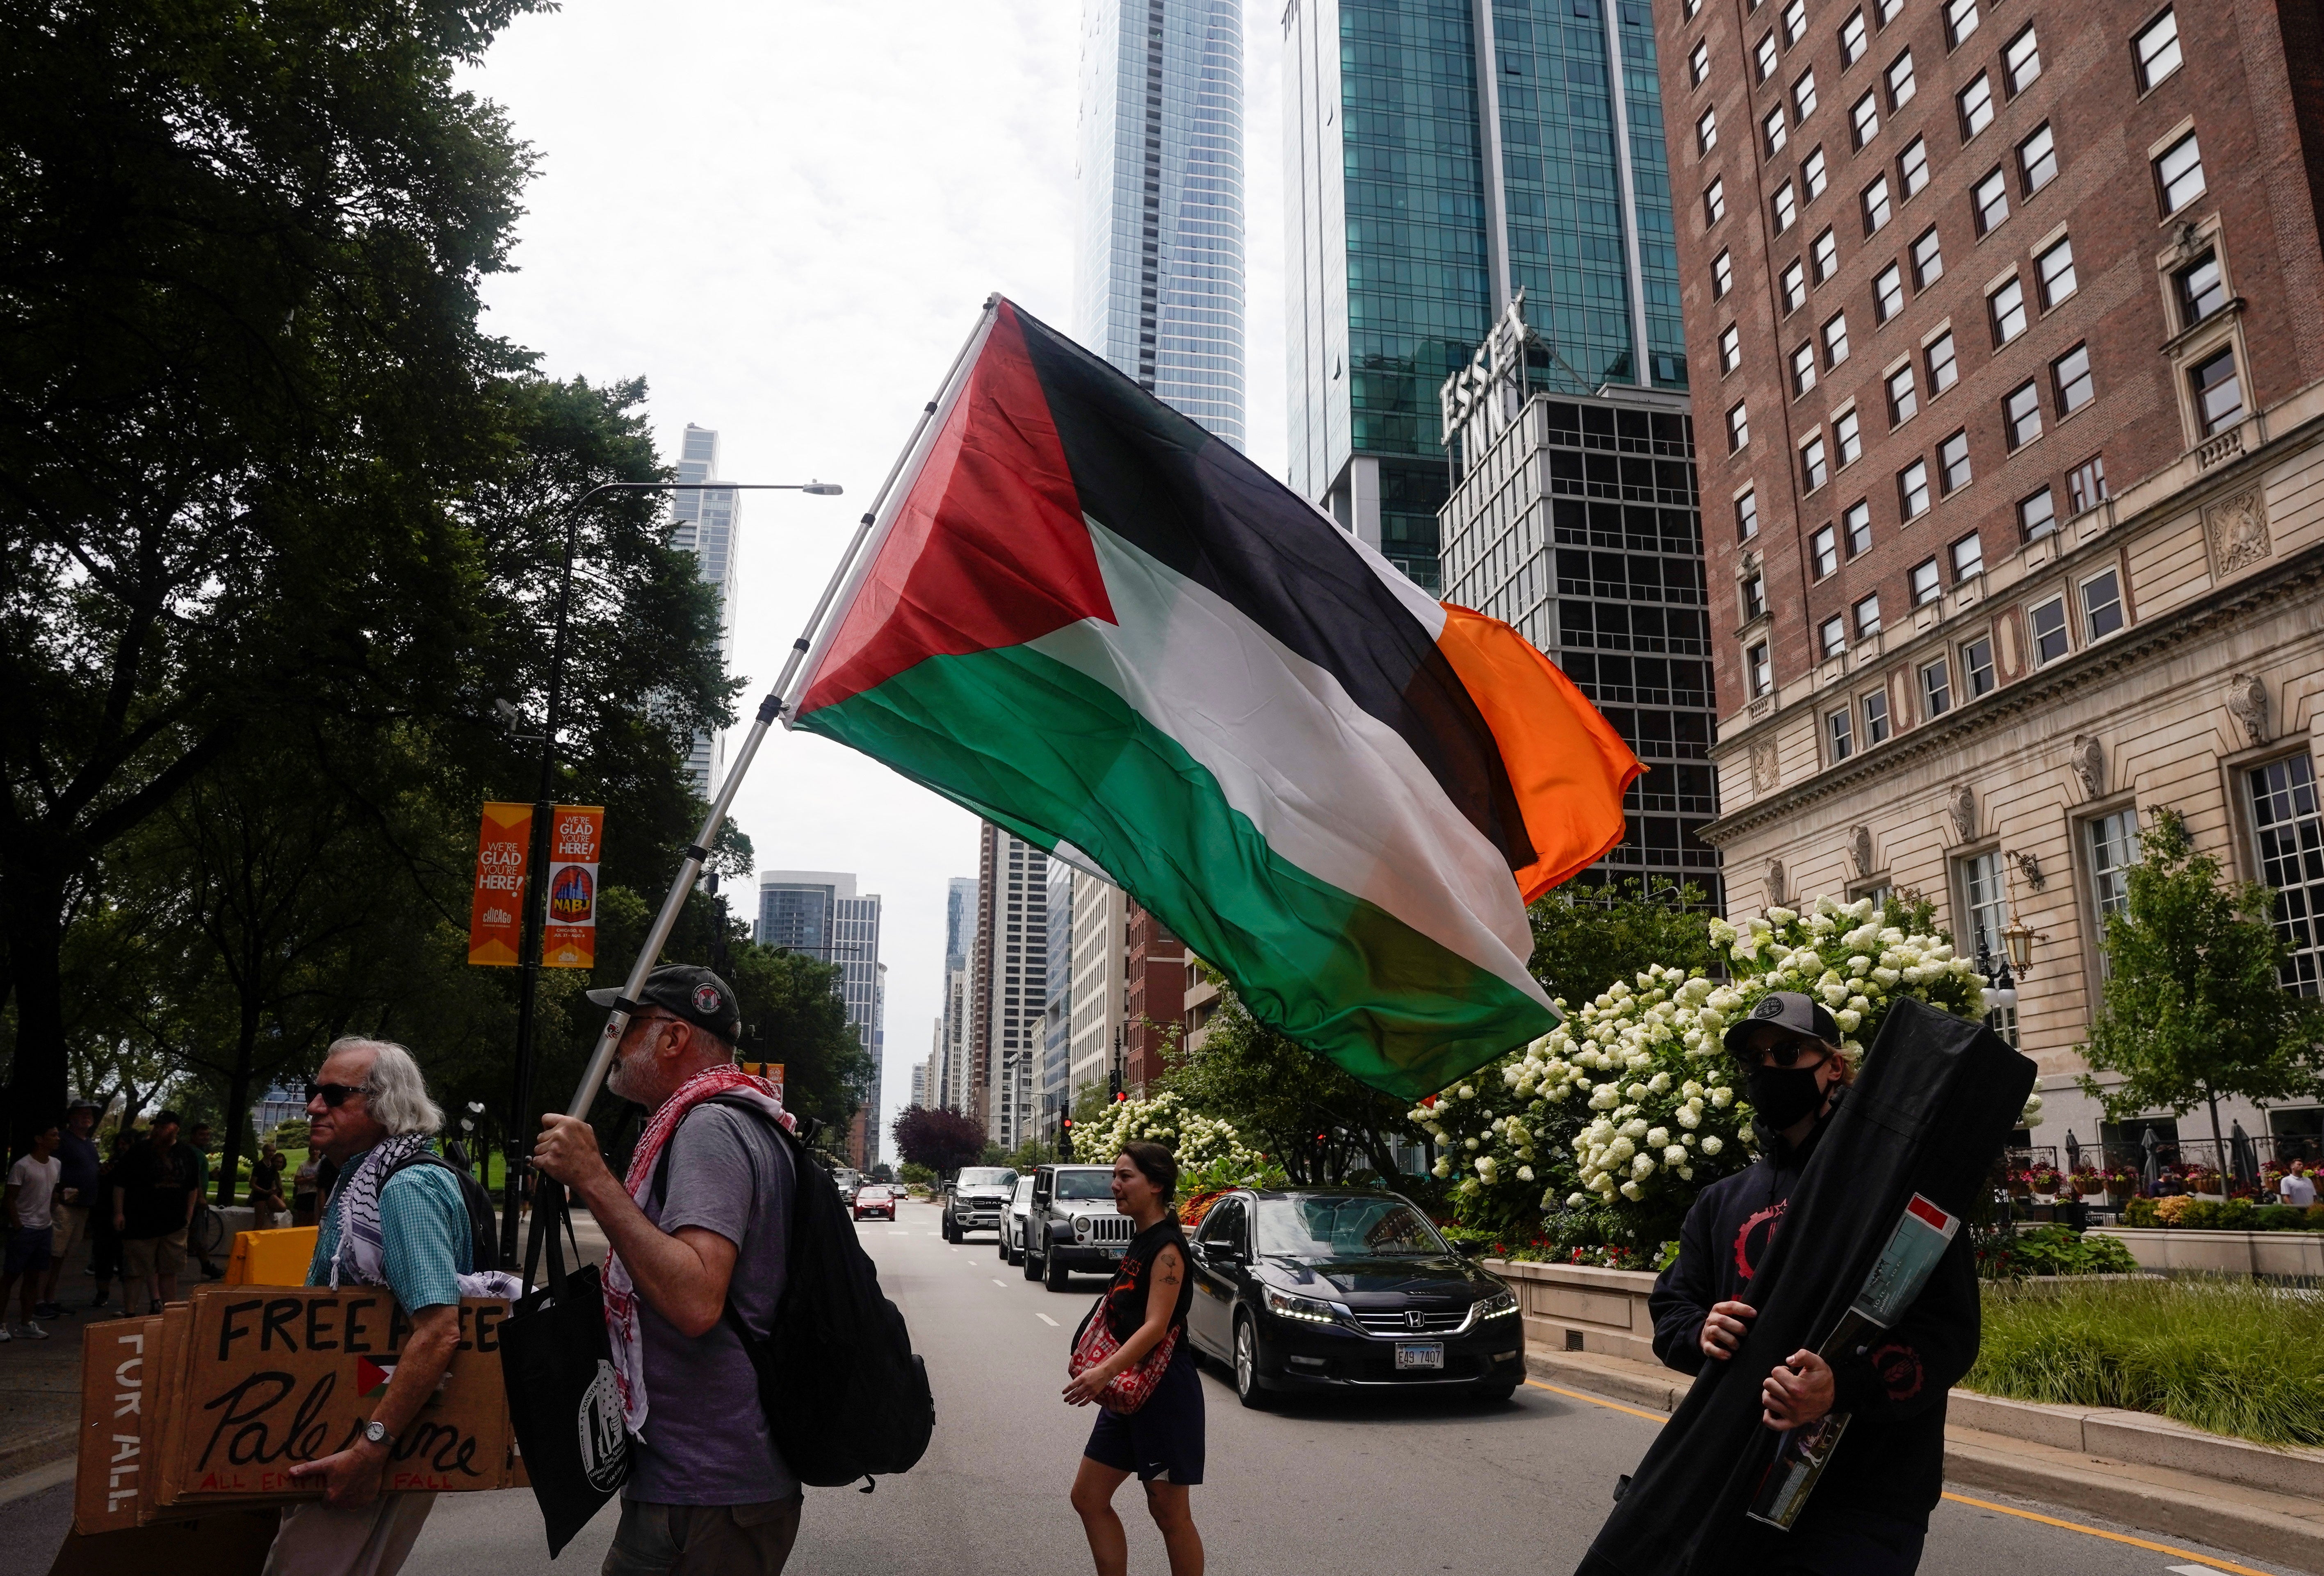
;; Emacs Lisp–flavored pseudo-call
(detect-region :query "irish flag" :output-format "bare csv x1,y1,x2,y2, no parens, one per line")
787,299,1641,1098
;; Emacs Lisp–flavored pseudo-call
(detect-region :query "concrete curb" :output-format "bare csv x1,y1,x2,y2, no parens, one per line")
0,1425,78,1487
1523,1349,2324,1572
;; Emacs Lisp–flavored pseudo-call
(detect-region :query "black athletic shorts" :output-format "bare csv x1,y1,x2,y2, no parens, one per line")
1084,1346,1204,1486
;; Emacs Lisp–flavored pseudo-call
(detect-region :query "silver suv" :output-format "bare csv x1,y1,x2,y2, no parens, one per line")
942,1166,1019,1241
1024,1164,1135,1290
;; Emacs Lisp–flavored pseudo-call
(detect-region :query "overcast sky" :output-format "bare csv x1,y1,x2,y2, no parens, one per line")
461,2,1288,1148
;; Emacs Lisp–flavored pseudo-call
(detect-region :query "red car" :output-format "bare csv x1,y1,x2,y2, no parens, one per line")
852,1184,897,1221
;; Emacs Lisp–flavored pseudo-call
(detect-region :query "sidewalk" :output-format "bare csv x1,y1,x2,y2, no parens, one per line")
1526,1346,2324,1572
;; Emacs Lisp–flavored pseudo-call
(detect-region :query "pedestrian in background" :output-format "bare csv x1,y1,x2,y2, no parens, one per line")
1066,1141,1204,1576
0,1123,64,1341
292,1153,322,1227
113,1110,198,1311
185,1120,224,1280
88,1133,135,1311
40,1102,102,1320
2281,1159,2318,1208
251,1146,289,1230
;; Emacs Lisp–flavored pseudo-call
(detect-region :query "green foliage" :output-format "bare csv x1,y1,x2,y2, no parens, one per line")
1006,1136,1056,1172
1996,1225,2142,1276
897,1162,934,1187
1526,879,1720,1006
1970,1276,2324,1446
2079,809,2324,1151
2252,1203,2324,1231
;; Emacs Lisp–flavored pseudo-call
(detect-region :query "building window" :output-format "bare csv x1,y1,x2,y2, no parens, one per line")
1927,330,1959,393
1742,572,1767,618
1958,73,1995,140
1820,614,1848,658
1765,105,1791,156
1697,107,1719,155
2082,566,2125,639
1911,227,1944,289
1922,657,1953,716
1737,488,1761,540
2018,485,2058,539
1783,260,1809,314
1729,401,1751,451
2087,809,2142,968
2134,9,2182,92
1836,407,1863,466
2053,344,2095,415
1784,0,1808,47
2175,251,2226,328
1900,458,1932,519
1876,0,1903,24
2068,454,2108,513
1714,249,1735,299
1950,531,1984,580
1774,180,1799,232
2190,346,2243,436
1886,364,1919,425
1990,276,2028,344
2018,123,2058,194
1963,633,1996,695
1844,499,1874,555
1886,50,1916,109
2004,25,2042,94
1721,323,1743,374
2037,237,2077,307
1812,227,1840,282
1960,847,2012,969
1758,31,1781,81
1823,311,1851,367
1691,38,1711,86
1874,263,1905,322
1972,167,2010,233
1802,433,1831,490
2247,754,2324,994
1791,341,1818,395
1853,91,1881,148
1706,178,1729,225
2003,380,2044,447
1944,0,1980,47
1804,146,1829,203
1863,175,1894,234
1796,70,1820,120
1898,136,1929,200
2155,131,2205,215
1812,524,1840,576
1842,9,1869,66
1829,706,1856,761
1855,591,1884,636
1939,428,1973,492
2029,594,2069,663
1748,640,1774,695
1910,557,1941,604
1864,688,1892,743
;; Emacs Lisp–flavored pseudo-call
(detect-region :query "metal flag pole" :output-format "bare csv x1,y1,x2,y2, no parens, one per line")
558,296,1001,1127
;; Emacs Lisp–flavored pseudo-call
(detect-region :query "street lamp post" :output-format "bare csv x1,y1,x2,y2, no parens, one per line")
499,476,842,1264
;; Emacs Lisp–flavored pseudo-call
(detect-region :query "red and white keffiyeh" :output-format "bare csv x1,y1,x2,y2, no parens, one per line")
602,1065,793,1438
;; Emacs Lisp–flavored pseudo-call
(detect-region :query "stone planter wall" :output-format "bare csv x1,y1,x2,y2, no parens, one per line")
2089,1226,2324,1278
1480,1258,1661,1363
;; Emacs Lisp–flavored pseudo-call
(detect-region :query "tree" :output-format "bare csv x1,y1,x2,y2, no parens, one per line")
891,1105,987,1177
2079,808,2324,1154
1527,878,1721,1006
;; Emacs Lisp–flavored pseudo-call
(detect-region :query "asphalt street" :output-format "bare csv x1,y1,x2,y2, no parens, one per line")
0,1196,2296,1576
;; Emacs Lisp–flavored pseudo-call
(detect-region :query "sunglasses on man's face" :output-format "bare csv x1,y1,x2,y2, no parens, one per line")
1748,1037,1831,1069
306,1082,371,1108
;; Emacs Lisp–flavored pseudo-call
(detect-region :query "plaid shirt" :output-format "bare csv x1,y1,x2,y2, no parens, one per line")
306,1152,472,1309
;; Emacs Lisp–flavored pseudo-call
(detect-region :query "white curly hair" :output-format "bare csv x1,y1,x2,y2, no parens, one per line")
324,1037,444,1137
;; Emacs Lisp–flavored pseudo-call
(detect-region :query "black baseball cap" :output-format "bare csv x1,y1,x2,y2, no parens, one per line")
1722,990,1841,1059
588,964,742,1044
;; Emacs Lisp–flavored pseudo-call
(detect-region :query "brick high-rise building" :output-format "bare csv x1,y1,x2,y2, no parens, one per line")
1663,0,2324,1157
1122,900,1186,1090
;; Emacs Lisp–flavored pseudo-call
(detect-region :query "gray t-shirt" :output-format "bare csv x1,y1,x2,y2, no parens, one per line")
628,1103,796,1505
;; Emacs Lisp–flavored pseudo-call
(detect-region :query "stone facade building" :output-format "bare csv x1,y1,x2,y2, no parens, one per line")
1658,0,2324,1156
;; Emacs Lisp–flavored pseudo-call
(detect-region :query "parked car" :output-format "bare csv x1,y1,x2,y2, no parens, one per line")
852,1183,897,1221
1024,1164,1133,1289
998,1175,1036,1265
942,1166,1019,1241
1182,1189,1523,1407
834,1168,862,1206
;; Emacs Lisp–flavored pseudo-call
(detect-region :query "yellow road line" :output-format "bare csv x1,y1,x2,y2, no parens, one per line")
1522,1380,2277,1576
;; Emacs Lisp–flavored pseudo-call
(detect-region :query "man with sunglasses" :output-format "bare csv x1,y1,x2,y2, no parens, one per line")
1646,992,1980,1575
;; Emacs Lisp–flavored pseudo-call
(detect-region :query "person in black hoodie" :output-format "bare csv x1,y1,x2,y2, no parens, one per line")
1648,991,1980,1576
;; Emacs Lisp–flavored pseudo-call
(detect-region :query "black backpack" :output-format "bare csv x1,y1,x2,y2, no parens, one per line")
385,1145,503,1274
653,1095,934,1489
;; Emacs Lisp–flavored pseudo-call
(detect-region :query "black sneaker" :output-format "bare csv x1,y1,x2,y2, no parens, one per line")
31,1303,60,1321
148,1298,162,1314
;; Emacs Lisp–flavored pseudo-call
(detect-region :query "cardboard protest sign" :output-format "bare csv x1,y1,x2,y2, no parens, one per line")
73,1317,162,1537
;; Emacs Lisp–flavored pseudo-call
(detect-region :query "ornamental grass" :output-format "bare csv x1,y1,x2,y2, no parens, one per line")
1968,1275,2324,1448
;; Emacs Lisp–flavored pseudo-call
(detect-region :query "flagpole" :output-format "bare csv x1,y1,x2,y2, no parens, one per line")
558,297,1001,1128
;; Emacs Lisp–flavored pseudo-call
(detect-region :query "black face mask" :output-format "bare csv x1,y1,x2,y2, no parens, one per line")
1747,1062,1828,1131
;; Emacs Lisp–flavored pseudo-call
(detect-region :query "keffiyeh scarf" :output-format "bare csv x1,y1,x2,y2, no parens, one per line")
603,1066,792,1438
327,1134,432,1290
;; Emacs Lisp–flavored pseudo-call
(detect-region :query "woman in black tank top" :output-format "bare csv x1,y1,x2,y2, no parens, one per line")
1064,1143,1206,1576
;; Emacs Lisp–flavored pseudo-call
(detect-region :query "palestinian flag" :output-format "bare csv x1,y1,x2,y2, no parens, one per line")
787,298,1641,1098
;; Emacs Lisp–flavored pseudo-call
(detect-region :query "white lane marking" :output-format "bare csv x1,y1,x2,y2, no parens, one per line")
993,1278,1008,1287
2168,1567,2234,1575
888,1231,909,1236
925,1232,940,1237
1035,1313,1059,1327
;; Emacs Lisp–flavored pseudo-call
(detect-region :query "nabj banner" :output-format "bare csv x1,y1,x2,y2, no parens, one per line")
543,806,606,969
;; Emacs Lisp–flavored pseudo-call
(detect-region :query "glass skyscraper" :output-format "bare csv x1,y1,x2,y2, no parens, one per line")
757,870,884,1160
668,424,739,798
1283,0,1685,591
1075,0,1246,448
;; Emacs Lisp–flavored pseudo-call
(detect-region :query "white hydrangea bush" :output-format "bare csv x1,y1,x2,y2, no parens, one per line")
1074,1089,1258,1175
1415,896,2037,1244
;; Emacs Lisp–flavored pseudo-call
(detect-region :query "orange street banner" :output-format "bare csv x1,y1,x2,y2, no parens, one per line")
543,805,606,970
466,803,533,966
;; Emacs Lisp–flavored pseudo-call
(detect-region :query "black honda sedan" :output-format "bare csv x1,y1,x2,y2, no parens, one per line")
1182,1189,1524,1406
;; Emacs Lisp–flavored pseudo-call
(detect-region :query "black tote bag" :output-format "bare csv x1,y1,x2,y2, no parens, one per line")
498,1180,629,1557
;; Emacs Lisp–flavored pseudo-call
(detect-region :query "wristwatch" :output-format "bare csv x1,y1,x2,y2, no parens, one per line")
362,1419,396,1451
